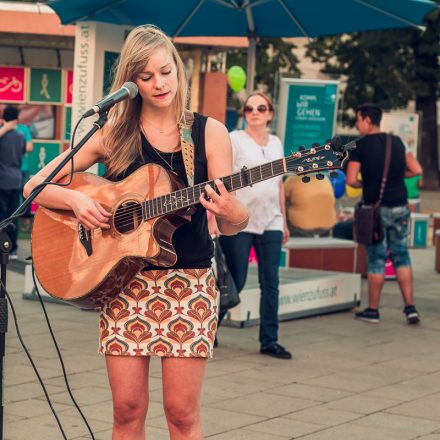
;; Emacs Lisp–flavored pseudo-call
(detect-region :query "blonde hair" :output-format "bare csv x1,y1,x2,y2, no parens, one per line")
103,25,188,178
243,91,274,126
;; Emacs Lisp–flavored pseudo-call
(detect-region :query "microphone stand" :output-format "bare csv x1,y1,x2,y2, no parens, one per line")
0,110,108,440
0,230,11,440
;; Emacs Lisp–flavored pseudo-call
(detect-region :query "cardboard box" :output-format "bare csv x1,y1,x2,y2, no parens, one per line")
283,237,358,273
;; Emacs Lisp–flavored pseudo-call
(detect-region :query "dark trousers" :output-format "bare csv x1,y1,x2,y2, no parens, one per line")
0,189,20,252
332,219,354,240
218,230,283,348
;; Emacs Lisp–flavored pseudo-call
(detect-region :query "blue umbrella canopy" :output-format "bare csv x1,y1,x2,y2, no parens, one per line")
49,0,437,35
48,0,437,90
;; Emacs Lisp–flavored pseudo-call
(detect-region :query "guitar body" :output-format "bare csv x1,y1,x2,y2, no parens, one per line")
32,164,191,309
31,141,351,310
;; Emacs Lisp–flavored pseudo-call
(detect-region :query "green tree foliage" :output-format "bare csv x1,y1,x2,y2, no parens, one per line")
306,8,440,188
306,30,415,124
227,38,300,94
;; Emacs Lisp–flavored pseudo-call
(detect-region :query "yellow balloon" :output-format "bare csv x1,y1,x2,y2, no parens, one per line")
346,185,362,198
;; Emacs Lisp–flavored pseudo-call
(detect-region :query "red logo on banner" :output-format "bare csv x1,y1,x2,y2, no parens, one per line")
66,70,73,104
0,67,25,102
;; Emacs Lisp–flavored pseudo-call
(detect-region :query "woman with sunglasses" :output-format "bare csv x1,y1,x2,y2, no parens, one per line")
218,91,291,359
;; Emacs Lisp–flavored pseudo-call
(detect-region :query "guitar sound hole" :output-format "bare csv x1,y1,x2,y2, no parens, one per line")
114,201,143,234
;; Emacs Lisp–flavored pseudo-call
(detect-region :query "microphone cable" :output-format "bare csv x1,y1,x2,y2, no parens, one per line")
0,250,97,439
0,114,99,438
1,278,68,439
31,266,96,440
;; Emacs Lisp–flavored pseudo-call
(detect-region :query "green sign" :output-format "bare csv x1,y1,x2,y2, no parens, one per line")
278,79,339,155
64,106,72,142
103,51,120,95
29,68,62,104
28,142,61,176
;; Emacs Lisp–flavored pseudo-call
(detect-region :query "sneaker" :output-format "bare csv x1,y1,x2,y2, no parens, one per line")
355,308,380,323
9,251,18,261
260,343,292,360
403,305,420,325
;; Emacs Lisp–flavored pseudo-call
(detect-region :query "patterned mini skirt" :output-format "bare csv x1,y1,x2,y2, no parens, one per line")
99,268,218,358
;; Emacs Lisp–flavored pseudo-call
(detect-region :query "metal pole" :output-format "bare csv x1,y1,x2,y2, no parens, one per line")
245,3,256,95
246,36,256,94
0,231,12,440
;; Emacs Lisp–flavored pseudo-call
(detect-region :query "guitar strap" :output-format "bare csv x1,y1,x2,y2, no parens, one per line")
178,110,195,187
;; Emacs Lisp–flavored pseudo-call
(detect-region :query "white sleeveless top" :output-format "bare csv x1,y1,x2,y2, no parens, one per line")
230,130,284,234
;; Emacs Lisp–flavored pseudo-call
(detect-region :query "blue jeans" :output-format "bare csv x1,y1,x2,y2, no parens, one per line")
367,205,411,274
218,230,283,348
0,188,20,252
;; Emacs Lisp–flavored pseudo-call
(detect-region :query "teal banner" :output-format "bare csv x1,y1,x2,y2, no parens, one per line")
278,79,339,155
103,51,120,95
28,142,61,176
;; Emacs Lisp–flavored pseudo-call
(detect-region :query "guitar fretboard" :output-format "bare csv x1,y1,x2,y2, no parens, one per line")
142,158,285,220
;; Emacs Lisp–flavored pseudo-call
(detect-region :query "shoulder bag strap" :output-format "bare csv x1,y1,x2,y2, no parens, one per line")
178,110,195,187
375,134,392,208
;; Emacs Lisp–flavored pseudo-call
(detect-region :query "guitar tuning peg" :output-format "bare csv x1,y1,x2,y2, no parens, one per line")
311,143,320,149
330,171,339,179
316,173,325,180
298,145,306,151
301,176,311,183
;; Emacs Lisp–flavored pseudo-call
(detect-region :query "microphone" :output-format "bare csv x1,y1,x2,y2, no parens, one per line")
82,82,138,117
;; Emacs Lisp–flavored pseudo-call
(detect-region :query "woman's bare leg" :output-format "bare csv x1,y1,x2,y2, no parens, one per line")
162,357,208,439
106,355,150,440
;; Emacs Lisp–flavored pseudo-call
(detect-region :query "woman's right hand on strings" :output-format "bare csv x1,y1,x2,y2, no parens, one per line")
68,191,112,230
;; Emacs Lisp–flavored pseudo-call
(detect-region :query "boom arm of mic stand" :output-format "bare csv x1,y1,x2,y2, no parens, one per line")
20,111,109,213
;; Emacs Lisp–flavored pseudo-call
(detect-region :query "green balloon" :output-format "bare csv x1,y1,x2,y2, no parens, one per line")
227,66,246,93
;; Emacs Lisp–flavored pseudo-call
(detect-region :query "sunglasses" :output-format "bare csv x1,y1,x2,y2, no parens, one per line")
243,104,270,114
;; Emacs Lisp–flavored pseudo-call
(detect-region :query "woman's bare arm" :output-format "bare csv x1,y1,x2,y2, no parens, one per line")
346,161,362,187
24,130,111,230
405,152,423,178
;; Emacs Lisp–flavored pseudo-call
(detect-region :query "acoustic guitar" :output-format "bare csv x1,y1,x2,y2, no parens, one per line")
31,141,352,309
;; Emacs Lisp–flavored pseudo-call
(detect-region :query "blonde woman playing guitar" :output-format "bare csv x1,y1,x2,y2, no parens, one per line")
24,25,248,440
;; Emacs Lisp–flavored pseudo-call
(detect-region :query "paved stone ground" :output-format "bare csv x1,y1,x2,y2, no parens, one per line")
4,221,440,439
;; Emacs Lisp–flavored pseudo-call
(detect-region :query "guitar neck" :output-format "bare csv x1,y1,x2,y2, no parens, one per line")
142,158,286,220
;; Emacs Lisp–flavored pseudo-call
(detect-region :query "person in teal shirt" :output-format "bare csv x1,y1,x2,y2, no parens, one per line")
16,123,33,230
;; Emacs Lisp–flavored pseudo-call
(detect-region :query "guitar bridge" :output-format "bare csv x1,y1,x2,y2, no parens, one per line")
78,223,93,256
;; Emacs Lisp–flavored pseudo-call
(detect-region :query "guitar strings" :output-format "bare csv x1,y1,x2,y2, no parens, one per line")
109,147,337,229
109,148,338,229
109,161,281,227
108,147,338,229
109,159,282,222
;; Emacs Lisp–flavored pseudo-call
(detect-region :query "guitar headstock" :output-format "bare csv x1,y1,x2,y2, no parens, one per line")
285,138,355,177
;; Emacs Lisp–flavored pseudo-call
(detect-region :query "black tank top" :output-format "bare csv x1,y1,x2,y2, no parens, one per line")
109,112,214,269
